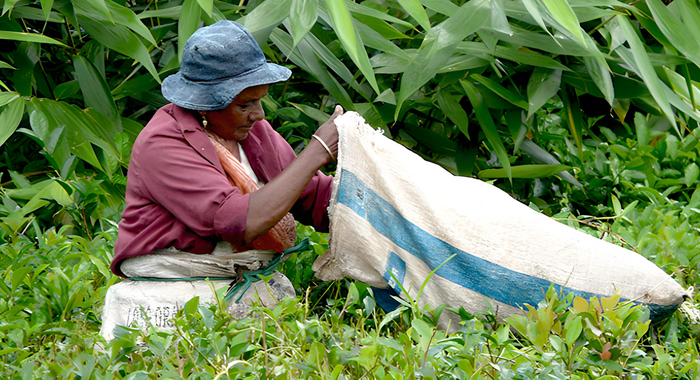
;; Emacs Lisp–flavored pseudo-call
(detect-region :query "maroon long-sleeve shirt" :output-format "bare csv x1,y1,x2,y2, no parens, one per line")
111,104,333,277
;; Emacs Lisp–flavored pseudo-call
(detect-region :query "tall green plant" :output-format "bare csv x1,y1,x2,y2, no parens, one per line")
3,0,700,220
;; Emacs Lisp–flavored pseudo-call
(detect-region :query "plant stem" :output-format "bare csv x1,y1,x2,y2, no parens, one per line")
261,313,269,378
423,327,438,366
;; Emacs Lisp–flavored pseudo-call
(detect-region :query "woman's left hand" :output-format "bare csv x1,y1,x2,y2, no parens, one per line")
244,105,343,244
312,105,344,165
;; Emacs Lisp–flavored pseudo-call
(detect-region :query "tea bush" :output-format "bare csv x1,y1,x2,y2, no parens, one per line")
1,217,699,378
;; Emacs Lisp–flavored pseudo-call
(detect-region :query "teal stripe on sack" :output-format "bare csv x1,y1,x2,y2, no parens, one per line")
336,169,677,320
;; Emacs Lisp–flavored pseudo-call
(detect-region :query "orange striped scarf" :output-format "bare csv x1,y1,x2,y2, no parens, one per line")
207,132,297,252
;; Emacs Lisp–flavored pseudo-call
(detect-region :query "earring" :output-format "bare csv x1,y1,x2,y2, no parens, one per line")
199,111,208,128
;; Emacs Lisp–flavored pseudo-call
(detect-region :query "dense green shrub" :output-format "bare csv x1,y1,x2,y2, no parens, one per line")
1,225,699,378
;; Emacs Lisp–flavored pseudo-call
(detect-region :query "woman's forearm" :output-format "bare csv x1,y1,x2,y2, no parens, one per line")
243,106,342,243
244,141,327,242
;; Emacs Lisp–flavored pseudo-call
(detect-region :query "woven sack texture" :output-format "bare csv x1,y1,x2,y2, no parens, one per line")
313,112,687,327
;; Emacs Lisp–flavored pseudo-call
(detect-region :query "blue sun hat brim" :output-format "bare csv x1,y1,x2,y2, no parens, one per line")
161,21,291,111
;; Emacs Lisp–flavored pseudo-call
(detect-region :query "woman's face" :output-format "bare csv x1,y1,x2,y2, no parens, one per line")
205,84,269,141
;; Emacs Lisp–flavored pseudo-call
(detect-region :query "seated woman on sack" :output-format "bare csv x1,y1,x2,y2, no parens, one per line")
110,21,342,278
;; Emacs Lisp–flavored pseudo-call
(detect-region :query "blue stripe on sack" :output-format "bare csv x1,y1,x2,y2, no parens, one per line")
336,169,677,320
383,252,407,296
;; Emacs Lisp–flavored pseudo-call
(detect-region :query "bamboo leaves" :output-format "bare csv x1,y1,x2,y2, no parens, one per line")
583,56,614,106
270,28,355,110
540,0,586,45
70,0,160,83
461,80,512,182
324,0,379,94
396,0,431,31
395,0,490,118
101,0,158,47
242,0,292,44
527,68,562,119
40,0,54,20
78,18,161,83
178,0,201,63
616,15,677,133
73,56,119,128
426,0,490,50
4,0,700,194
472,74,528,110
28,98,124,175
646,0,700,70
522,0,550,35
436,91,470,138
0,31,66,46
478,164,571,179
421,0,458,15
560,86,584,162
290,0,318,50
196,0,214,18
0,95,24,147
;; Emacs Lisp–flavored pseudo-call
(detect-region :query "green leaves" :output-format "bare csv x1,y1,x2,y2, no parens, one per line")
101,0,158,46
289,102,329,123
616,15,677,134
178,0,202,64
396,0,430,31
0,95,24,147
270,27,354,110
196,0,214,18
76,16,160,83
427,0,490,50
560,86,584,161
73,56,119,126
29,98,122,173
527,68,562,119
564,316,583,346
461,79,511,182
478,164,572,179
20,181,74,216
0,31,66,46
646,0,700,70
522,0,550,35
323,0,379,94
290,0,318,50
436,91,469,138
395,0,490,117
684,163,699,187
541,0,585,45
242,0,291,44
583,56,614,106
471,74,528,109
3,3,700,378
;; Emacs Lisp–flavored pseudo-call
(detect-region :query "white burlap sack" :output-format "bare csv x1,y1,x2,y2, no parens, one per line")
99,272,294,341
313,112,687,326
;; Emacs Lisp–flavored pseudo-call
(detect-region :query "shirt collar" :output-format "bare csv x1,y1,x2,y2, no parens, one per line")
168,104,225,173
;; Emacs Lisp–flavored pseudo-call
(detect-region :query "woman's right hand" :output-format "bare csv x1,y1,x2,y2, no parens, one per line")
311,105,344,165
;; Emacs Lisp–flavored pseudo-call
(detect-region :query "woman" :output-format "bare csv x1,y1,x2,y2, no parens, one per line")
110,20,342,277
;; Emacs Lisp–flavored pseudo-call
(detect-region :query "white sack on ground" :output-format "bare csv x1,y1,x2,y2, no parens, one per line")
99,272,294,341
120,242,279,278
313,112,688,325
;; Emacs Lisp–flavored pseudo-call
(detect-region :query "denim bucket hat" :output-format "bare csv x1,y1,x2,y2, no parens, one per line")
161,21,291,111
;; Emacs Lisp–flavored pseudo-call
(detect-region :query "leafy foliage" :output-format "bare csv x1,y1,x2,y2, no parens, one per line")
2,0,700,377
2,225,699,379
2,0,700,226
